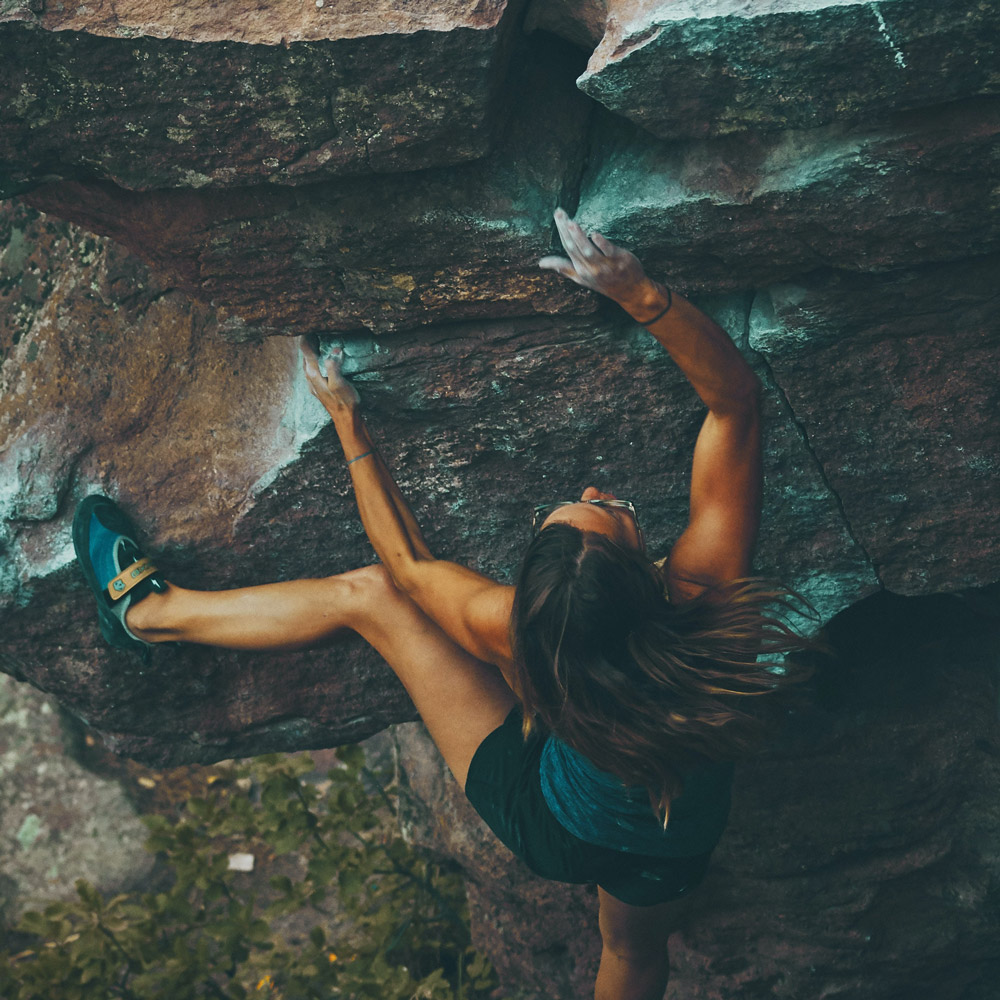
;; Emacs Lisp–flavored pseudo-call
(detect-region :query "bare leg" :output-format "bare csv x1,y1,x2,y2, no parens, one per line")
594,944,670,1000
126,573,368,651
127,564,516,789
594,888,689,1000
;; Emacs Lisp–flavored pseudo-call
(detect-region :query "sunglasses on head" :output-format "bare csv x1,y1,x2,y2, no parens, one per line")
531,499,644,549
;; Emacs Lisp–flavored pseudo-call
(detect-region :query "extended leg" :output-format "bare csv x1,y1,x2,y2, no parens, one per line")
126,572,371,651
128,564,516,789
594,888,688,1000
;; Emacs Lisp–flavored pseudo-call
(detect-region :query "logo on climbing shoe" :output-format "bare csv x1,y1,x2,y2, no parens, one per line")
113,580,125,591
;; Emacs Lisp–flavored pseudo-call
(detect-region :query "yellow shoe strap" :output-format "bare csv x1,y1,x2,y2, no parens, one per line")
106,558,158,602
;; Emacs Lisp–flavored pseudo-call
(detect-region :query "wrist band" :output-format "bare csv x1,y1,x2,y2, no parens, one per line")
640,286,672,326
347,450,374,465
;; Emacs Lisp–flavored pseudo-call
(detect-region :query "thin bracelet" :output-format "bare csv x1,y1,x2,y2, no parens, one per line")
347,450,374,465
639,286,672,326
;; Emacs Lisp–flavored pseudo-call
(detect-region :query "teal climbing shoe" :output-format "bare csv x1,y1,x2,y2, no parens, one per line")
72,494,167,655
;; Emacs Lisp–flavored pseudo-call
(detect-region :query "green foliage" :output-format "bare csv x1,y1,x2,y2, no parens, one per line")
0,748,497,1000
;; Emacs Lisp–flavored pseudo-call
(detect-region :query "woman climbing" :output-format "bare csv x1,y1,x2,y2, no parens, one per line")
74,209,810,1000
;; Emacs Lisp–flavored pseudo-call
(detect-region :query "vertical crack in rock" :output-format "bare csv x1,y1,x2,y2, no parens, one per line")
745,292,880,586
558,100,595,219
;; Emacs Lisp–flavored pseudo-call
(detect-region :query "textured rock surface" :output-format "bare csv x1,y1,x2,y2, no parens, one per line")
19,40,595,335
0,0,523,193
14,78,999,333
578,0,1000,139
0,672,153,925
574,98,1000,292
524,0,607,49
2,3,1000,996
394,591,1000,999
0,201,417,760
0,201,871,762
749,258,1000,595
0,202,328,594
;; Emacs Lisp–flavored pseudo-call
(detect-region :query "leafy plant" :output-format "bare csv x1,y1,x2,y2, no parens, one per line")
0,746,497,999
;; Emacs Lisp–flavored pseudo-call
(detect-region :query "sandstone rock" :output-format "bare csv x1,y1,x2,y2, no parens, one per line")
1,199,873,764
574,97,1000,292
0,672,153,925
20,38,595,335
0,201,416,764
0,202,328,599
749,256,1000,595
578,0,1000,140
0,0,524,194
19,85,999,337
2,6,1000,996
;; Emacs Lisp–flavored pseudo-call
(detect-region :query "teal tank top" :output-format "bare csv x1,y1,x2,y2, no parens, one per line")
539,735,734,858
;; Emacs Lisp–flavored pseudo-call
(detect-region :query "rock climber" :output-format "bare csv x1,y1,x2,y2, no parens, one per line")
75,209,811,1000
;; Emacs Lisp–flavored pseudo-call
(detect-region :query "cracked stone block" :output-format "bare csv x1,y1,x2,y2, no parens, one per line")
578,0,1000,140
0,673,153,925
749,255,1000,595
20,36,595,335
0,0,525,194
572,97,1000,293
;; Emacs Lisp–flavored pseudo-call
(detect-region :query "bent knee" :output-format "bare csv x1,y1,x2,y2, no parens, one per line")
338,563,417,624
338,562,401,599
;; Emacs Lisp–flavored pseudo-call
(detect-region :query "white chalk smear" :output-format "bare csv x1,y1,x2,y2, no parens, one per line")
871,4,907,70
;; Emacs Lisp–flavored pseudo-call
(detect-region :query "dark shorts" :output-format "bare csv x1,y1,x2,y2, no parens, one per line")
464,706,714,906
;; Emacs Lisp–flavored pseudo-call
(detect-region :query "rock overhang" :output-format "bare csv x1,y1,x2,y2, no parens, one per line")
0,0,526,194
577,0,1000,139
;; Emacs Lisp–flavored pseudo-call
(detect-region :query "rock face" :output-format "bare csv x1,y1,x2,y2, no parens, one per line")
0,0,524,192
2,2,999,996
578,0,1000,139
0,672,154,926
17,39,595,336
749,260,1000,595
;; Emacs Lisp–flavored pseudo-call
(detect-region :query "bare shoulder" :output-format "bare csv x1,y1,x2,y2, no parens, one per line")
466,582,516,668
654,552,709,606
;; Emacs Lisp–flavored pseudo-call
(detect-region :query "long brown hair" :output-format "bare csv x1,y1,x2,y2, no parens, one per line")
510,524,815,823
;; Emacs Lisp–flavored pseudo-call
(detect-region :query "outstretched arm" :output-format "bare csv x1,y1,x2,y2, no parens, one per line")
541,209,762,602
300,339,514,668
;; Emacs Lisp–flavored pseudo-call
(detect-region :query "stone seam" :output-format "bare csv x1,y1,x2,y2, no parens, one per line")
744,291,881,585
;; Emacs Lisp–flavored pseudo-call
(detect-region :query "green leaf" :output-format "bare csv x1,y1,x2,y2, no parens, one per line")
17,911,52,937
338,868,364,899
269,875,293,894
335,744,365,772
74,881,102,911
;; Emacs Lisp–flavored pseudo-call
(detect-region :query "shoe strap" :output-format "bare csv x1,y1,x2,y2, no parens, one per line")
107,558,159,602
